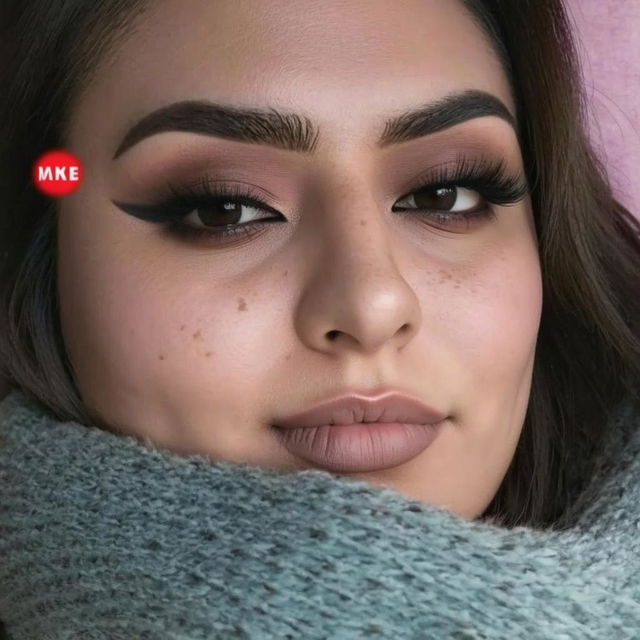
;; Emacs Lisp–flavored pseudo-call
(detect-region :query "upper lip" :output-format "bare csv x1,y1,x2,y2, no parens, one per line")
273,389,448,429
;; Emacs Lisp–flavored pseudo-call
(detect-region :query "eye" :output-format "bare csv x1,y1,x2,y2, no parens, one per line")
182,198,271,228
393,185,484,214
111,182,285,245
388,154,528,231
391,184,496,232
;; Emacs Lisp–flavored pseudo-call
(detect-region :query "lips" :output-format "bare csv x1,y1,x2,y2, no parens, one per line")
273,390,448,430
271,389,448,473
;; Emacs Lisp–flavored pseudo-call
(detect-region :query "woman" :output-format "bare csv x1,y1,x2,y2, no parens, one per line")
1,1,639,637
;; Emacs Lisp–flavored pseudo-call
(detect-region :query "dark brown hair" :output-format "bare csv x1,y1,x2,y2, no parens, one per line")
1,0,639,530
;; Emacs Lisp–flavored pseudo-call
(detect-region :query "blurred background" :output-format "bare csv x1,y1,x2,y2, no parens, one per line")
0,1,638,402
566,0,640,218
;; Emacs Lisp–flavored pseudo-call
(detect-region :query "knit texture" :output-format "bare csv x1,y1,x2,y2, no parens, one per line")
0,388,639,639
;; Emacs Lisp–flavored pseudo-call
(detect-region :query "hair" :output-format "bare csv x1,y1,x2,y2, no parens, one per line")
1,0,639,531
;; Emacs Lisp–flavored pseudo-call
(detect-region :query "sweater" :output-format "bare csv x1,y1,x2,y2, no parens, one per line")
0,387,639,639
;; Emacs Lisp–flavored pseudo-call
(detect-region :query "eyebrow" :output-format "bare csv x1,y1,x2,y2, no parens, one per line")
112,89,517,160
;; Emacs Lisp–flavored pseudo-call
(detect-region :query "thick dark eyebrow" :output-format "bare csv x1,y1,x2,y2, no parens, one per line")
112,89,516,160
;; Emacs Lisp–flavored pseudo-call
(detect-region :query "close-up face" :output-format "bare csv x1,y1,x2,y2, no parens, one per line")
58,0,542,520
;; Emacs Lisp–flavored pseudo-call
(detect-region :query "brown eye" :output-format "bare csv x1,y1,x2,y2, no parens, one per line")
184,199,269,229
415,186,456,209
395,186,483,213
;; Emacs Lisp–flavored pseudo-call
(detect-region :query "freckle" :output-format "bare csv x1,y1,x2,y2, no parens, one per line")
180,325,185,331
439,270,453,281
238,297,247,311
283,270,288,278
454,284,460,289
360,219,367,226
205,351,212,357
193,329,202,340
158,354,165,360
285,352,292,360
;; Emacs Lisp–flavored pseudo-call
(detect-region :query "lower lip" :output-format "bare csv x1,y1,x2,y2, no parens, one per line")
272,421,445,473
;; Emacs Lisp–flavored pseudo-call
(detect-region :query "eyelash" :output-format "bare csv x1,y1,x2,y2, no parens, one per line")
145,153,528,244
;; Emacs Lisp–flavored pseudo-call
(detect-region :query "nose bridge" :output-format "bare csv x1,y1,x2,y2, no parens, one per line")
308,170,395,271
294,169,422,355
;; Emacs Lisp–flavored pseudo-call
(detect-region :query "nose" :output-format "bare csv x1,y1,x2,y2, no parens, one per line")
293,181,422,357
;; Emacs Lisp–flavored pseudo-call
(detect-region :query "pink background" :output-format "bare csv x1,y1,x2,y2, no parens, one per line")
0,4,637,400
566,0,640,219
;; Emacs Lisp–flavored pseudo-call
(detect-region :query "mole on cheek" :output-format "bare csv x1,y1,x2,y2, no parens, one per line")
237,297,247,311
192,329,203,340
158,354,166,360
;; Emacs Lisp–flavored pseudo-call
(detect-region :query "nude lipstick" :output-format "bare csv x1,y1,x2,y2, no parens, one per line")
272,390,447,473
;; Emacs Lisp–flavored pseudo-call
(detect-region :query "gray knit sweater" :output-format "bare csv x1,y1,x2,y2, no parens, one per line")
0,387,639,639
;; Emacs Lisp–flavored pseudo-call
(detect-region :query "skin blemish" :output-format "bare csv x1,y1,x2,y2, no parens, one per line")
158,354,166,360
180,325,185,331
238,297,247,311
205,351,212,357
283,270,288,278
193,329,203,340
438,269,454,283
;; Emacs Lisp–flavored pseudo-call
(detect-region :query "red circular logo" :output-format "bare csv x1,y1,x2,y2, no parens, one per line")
32,149,83,197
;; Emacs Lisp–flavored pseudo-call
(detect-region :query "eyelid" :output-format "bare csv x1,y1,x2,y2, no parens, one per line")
418,152,511,181
393,153,527,204
164,177,282,211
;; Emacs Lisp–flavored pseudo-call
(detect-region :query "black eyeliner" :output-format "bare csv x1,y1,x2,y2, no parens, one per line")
111,199,189,222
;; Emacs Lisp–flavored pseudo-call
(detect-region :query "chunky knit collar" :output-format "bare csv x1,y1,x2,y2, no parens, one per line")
1,388,639,639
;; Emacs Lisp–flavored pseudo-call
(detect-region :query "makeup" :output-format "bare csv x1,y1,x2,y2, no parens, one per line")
272,421,444,473
111,152,528,245
271,389,447,473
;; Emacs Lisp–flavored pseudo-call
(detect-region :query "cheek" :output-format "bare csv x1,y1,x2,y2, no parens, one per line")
58,225,285,412
438,244,542,390
58,245,177,403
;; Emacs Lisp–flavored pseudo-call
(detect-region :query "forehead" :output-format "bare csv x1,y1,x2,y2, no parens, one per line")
67,0,514,157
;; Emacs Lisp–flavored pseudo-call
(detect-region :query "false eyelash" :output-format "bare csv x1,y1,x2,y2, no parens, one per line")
164,179,275,211
404,152,529,207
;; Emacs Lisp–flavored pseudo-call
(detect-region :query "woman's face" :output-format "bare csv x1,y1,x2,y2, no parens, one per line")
58,0,542,519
